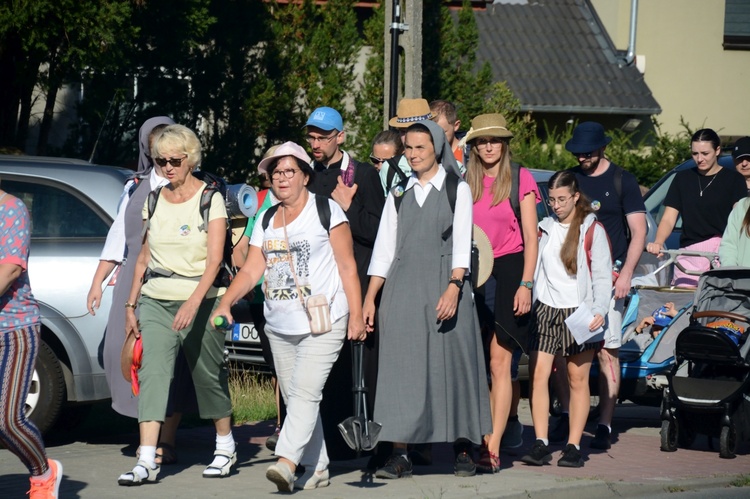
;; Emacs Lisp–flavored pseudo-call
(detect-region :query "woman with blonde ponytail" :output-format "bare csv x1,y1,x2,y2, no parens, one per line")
521,170,612,469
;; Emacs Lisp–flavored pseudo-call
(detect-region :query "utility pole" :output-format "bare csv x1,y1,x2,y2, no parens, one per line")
383,0,423,129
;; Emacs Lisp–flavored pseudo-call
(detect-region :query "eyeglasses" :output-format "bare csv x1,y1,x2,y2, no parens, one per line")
547,195,575,207
271,168,300,180
154,155,187,167
572,151,595,159
369,155,393,166
474,137,504,147
305,133,337,145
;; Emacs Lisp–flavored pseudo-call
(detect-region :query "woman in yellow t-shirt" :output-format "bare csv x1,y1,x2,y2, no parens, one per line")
118,125,235,485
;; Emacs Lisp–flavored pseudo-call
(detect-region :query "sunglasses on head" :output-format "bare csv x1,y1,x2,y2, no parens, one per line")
154,155,187,167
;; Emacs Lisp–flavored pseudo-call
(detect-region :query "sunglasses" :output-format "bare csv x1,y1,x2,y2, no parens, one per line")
572,151,595,159
474,137,504,147
369,155,393,165
154,155,188,167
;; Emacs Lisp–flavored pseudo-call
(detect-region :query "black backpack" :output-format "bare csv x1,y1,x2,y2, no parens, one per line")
144,171,237,288
261,194,331,234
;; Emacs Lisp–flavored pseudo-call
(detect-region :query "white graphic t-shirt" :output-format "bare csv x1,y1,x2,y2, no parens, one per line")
249,194,349,335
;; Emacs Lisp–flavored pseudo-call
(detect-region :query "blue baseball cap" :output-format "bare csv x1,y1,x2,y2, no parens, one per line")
304,107,343,132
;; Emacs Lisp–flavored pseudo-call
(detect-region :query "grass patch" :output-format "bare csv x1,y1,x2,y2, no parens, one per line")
730,475,750,487
229,366,277,424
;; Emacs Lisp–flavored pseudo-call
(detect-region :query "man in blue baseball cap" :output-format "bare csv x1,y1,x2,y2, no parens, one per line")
548,122,647,451
303,106,385,461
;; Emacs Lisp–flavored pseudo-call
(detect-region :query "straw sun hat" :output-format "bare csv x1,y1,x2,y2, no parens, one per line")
472,224,494,288
388,98,434,128
463,113,514,144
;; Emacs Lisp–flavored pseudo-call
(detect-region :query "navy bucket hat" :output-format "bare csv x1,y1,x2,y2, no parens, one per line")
565,122,612,154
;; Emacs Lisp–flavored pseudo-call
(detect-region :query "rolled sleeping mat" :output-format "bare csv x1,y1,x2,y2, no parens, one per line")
225,183,258,219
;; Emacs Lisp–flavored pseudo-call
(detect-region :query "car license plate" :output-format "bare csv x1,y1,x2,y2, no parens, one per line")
227,323,260,344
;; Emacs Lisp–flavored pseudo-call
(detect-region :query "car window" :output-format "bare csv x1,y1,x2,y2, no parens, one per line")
644,172,682,230
2,179,110,238
536,182,549,222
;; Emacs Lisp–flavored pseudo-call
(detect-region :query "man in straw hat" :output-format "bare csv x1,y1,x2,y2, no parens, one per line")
303,106,385,461
549,121,646,450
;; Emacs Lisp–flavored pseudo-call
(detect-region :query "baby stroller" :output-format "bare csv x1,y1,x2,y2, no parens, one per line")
660,267,750,458
590,250,699,407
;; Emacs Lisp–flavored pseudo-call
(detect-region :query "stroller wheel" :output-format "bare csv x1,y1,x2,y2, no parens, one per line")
719,424,737,459
660,419,678,452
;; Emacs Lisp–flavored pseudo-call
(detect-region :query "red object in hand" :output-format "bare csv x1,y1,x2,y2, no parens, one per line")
130,337,143,396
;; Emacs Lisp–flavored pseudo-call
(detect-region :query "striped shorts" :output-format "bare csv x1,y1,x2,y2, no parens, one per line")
528,301,599,357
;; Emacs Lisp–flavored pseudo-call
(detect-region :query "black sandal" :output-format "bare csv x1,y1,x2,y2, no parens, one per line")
156,442,178,466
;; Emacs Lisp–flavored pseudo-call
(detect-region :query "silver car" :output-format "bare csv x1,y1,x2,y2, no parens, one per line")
0,155,131,433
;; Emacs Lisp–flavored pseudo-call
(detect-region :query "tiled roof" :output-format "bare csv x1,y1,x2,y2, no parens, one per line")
474,0,661,115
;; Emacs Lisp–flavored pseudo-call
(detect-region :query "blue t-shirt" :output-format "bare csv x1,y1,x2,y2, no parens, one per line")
573,163,645,264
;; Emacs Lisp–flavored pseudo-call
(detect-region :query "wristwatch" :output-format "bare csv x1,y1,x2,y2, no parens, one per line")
125,302,137,310
519,281,534,290
449,278,463,289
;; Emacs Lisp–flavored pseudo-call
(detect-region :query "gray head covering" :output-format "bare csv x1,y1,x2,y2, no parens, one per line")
137,116,175,174
415,120,462,178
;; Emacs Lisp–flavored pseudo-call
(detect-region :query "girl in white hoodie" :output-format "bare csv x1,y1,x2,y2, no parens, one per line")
521,171,612,469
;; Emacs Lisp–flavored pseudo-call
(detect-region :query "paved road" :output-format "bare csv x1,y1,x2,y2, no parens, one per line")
1,401,748,498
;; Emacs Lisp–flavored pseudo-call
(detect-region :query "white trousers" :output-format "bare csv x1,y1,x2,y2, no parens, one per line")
266,315,347,470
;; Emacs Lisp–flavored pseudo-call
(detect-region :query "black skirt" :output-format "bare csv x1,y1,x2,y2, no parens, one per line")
475,251,530,353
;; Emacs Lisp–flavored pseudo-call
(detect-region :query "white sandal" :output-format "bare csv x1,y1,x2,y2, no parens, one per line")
202,449,237,478
117,460,159,486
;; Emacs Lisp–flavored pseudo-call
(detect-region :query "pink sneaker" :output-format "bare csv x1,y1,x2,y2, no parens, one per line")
28,459,62,498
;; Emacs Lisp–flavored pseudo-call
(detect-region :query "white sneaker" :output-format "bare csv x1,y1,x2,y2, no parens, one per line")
294,468,330,490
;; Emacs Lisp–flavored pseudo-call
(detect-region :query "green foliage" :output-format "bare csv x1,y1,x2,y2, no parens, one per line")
2,1,696,192
350,3,386,160
422,1,493,126
511,118,694,189
604,119,692,187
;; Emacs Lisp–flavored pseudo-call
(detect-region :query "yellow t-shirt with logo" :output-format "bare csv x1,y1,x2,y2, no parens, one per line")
141,184,227,301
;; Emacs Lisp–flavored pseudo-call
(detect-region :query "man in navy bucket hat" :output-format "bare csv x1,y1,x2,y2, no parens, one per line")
548,122,647,451
564,121,612,154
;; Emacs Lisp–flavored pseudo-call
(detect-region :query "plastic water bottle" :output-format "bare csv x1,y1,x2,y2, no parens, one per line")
213,315,233,331
612,259,622,281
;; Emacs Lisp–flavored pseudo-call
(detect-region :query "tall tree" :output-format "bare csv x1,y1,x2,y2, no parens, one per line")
267,0,362,136
0,0,136,153
423,1,493,125
350,3,386,160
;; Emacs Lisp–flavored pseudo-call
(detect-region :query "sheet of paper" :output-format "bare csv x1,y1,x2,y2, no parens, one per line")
564,302,604,345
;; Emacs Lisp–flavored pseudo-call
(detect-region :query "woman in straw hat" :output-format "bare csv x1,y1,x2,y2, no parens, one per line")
464,113,540,472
